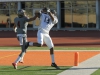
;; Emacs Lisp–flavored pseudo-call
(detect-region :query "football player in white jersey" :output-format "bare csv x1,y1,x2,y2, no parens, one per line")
12,9,38,69
29,7,60,69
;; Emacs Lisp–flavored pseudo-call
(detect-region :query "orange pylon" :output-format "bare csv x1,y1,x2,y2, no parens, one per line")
74,52,79,66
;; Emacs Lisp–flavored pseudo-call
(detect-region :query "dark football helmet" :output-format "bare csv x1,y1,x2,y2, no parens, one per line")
17,9,26,17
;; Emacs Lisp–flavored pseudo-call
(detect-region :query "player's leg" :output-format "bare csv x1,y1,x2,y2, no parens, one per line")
12,36,26,69
19,37,27,63
43,34,55,62
28,30,44,47
37,30,44,46
24,35,30,50
43,34,60,69
19,36,27,63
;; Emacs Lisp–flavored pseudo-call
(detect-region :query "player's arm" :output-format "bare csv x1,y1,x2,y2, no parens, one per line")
48,11,58,24
47,9,55,21
27,11,40,22
13,23,17,33
13,24,16,29
27,15,37,22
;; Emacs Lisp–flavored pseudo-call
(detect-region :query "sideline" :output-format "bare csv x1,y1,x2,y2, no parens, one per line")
58,54,100,75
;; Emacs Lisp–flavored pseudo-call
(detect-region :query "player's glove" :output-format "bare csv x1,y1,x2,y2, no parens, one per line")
47,9,50,13
39,9,43,13
14,27,17,33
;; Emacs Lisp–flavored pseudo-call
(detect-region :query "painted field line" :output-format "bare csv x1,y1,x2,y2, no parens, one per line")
0,50,100,52
0,53,18,59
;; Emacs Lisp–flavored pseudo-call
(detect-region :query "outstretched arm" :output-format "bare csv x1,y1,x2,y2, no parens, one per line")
13,24,16,29
48,12,54,21
28,11,40,22
28,15,38,22
48,11,58,24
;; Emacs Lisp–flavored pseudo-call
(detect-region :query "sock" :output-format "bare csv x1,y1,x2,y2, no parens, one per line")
20,57,23,62
14,56,21,64
51,54,55,63
29,42,34,46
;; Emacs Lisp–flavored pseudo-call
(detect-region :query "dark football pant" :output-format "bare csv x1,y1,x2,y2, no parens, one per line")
17,36,27,57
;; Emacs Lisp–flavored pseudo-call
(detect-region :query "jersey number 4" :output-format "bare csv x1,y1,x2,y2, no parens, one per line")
17,21,20,28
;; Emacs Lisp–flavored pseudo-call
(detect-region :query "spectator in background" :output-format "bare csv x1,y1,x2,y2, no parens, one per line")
6,15,11,28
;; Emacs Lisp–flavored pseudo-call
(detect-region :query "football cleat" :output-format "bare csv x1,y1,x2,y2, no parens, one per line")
12,63,17,69
51,63,60,69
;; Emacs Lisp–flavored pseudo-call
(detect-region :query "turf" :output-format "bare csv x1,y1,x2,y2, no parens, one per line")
0,47,100,50
0,47,72,75
0,66,71,75
0,47,100,75
91,68,100,75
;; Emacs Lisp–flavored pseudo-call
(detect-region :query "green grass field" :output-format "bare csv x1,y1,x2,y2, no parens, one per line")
0,46,100,50
92,69,100,75
0,47,71,75
0,47,100,75
0,66,71,75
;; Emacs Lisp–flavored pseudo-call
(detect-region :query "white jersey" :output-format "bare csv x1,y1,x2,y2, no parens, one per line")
38,13,58,34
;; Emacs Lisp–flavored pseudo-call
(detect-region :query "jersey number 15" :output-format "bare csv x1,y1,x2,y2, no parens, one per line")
44,16,50,24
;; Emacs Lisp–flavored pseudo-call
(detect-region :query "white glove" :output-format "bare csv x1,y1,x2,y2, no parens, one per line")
14,27,17,33
39,9,42,13
47,9,50,13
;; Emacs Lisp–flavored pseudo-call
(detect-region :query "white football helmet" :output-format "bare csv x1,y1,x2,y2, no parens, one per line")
17,9,26,17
